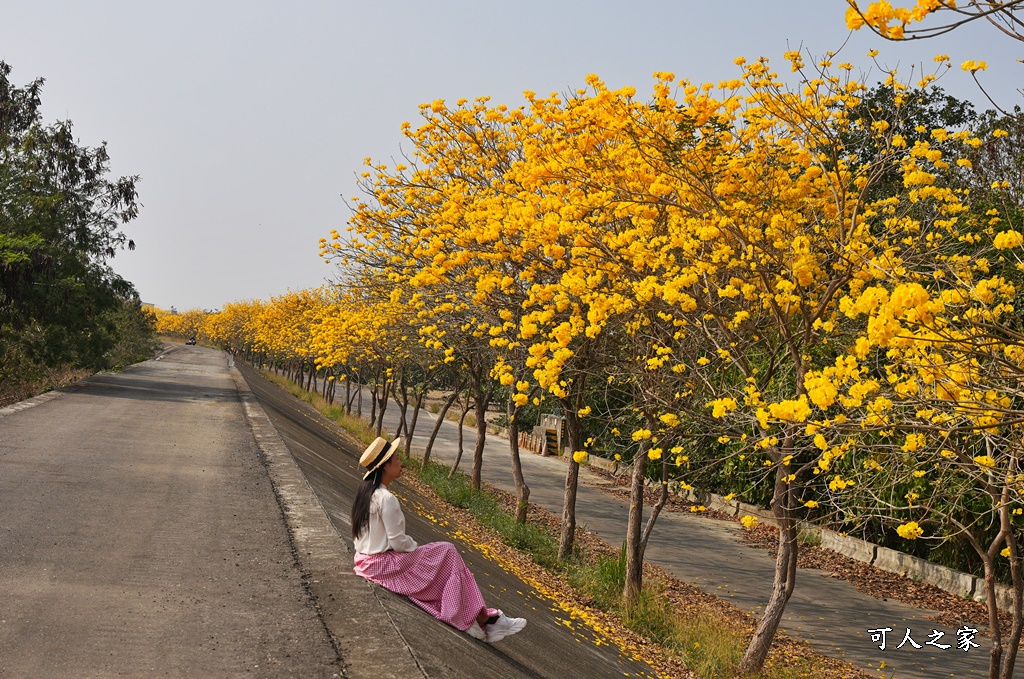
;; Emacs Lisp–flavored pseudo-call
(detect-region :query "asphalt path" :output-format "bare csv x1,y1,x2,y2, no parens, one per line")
0,345,339,678
233,359,660,679
356,382,1022,679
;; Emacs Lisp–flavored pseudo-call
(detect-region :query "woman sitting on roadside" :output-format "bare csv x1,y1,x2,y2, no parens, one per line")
350,436,527,643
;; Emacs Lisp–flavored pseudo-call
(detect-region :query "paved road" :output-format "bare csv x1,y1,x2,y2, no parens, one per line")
0,345,339,678
360,384,1021,679
233,359,660,679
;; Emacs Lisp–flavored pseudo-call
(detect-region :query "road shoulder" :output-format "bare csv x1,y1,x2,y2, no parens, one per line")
231,367,425,679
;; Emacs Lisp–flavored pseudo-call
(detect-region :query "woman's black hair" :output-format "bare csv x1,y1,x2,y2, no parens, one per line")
351,466,384,540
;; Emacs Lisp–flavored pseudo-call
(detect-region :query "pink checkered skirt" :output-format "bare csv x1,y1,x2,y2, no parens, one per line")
354,541,494,631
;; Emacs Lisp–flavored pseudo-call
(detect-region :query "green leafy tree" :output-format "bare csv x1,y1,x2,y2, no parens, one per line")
0,61,144,390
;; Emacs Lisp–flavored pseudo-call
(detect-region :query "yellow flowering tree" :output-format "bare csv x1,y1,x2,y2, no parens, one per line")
248,289,326,391
548,56,977,671
800,115,1024,678
839,7,1024,677
328,96,535,504
845,1,1022,114
326,47,1024,672
155,307,207,342
314,291,389,415
845,0,1024,43
205,300,263,357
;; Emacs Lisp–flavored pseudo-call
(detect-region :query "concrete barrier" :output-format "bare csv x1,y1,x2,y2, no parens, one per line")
870,545,977,600
820,530,877,565
590,454,1017,612
588,455,618,474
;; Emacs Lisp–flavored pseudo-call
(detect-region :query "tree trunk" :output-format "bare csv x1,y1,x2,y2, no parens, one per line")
449,398,470,477
980,553,1003,679
977,480,1014,679
375,379,391,437
641,453,671,557
396,375,409,440
558,410,584,560
471,387,491,491
345,374,352,414
624,436,651,604
1000,458,1023,679
507,394,530,524
370,384,378,426
1001,535,1023,679
404,388,425,457
738,459,798,674
424,389,460,464
356,374,363,417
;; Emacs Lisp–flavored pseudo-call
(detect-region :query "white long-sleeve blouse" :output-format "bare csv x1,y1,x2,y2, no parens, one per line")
353,486,418,555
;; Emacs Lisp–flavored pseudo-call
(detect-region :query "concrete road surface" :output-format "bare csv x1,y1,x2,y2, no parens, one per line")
0,345,339,678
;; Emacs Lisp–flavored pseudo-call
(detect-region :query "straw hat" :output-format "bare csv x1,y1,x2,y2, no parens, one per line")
359,436,401,479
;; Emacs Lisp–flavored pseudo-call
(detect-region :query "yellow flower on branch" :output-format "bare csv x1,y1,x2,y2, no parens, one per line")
896,521,924,540
994,230,1024,250
708,397,738,419
828,474,854,492
767,396,812,423
660,412,680,427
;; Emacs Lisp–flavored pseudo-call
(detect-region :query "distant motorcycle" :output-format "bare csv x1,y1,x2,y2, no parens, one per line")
185,337,197,345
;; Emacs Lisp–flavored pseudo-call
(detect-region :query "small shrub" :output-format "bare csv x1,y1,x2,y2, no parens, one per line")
798,527,822,547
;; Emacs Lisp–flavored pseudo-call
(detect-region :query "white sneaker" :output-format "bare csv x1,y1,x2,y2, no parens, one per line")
485,611,526,643
466,621,486,640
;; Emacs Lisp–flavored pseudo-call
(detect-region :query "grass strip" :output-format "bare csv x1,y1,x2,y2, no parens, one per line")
407,455,839,679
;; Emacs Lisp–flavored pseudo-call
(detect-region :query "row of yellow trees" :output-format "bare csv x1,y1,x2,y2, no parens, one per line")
160,3,1024,674
328,66,1024,677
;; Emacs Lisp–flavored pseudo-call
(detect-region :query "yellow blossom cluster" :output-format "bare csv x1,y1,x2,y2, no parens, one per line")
896,521,924,540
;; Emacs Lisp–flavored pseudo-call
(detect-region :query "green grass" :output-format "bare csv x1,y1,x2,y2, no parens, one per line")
407,457,562,569
798,527,823,547
259,370,382,445
412,458,835,678
409,457,795,678
562,545,746,678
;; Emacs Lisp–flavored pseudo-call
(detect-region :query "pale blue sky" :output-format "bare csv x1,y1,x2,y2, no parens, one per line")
2,1,1018,311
